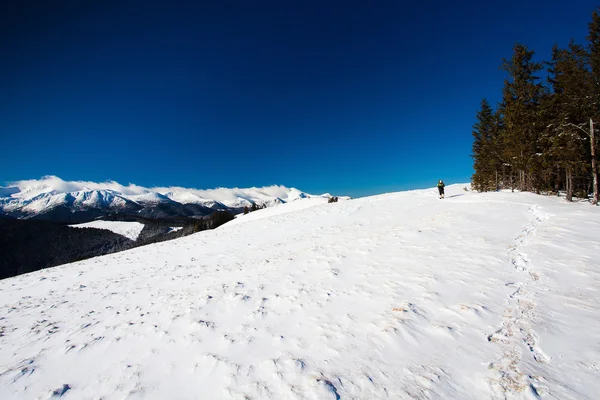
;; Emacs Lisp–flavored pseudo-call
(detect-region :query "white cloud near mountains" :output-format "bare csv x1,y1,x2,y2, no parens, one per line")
1,175,322,210
6,176,150,197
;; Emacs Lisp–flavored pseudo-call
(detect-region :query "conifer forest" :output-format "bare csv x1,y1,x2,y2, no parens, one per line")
471,8,600,204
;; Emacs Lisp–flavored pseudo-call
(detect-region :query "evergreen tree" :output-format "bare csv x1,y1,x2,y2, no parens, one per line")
589,9,600,105
470,8,600,204
472,99,498,191
546,42,593,201
499,44,546,192
588,8,600,204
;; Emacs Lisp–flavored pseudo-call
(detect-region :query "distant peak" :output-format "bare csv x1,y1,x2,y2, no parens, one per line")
0,176,327,221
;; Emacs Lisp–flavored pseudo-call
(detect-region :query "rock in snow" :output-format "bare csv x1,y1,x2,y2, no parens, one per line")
1,185,599,399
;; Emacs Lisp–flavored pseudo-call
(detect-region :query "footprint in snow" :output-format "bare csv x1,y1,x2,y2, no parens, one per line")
51,384,71,397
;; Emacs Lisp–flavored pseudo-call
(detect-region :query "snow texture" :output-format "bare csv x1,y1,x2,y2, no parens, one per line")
228,197,334,226
69,220,146,241
1,185,599,399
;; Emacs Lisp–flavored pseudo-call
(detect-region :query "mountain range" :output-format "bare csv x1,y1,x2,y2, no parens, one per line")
0,176,327,222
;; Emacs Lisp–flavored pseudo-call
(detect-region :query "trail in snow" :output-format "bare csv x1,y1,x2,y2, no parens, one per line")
1,186,599,399
487,205,550,398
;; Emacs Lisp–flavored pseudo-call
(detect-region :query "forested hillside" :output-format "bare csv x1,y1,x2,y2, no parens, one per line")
471,8,600,204
0,211,234,280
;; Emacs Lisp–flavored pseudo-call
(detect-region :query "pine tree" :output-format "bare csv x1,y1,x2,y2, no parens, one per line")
499,44,546,192
470,9,600,204
587,8,600,204
472,99,498,191
589,9,600,101
488,109,505,190
546,42,593,201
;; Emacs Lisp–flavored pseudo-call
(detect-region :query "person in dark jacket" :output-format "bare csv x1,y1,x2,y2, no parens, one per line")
437,180,445,199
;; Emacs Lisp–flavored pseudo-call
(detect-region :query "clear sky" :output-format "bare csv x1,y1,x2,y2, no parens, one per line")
1,1,598,197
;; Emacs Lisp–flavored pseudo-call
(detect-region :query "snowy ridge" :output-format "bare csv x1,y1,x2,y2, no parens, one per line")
128,192,175,205
69,220,146,241
228,197,335,226
1,185,599,399
0,176,323,219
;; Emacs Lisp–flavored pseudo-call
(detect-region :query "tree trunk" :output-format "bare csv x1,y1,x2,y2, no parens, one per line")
495,169,499,191
591,118,598,205
566,168,573,202
555,165,560,196
510,171,514,192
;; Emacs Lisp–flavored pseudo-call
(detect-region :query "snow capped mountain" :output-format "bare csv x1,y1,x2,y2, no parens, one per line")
154,185,315,209
1,185,599,398
128,192,175,205
162,191,226,209
1,187,142,219
0,176,324,221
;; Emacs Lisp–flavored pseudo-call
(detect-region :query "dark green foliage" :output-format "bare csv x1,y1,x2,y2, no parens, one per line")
0,210,237,280
243,202,266,214
0,219,131,280
209,211,235,227
589,8,600,121
189,211,235,232
472,99,502,191
499,43,546,191
544,42,593,200
471,8,600,200
589,8,600,204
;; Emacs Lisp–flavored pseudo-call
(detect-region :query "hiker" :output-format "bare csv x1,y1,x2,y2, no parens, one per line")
437,180,445,199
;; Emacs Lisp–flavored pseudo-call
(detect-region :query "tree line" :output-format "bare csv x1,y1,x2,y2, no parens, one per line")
0,210,235,280
471,8,599,204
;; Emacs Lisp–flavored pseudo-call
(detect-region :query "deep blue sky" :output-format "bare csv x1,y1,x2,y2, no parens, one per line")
1,1,598,197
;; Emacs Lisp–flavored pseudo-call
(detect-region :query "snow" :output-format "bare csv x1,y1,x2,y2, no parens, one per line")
162,185,314,209
22,192,70,213
163,192,225,209
129,192,174,205
1,185,600,399
70,190,133,210
0,176,318,216
69,220,145,241
228,197,331,226
4,176,149,198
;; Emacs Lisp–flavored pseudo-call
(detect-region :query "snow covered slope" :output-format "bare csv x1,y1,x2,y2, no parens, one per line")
1,185,599,399
228,196,335,226
0,176,320,220
69,220,145,241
